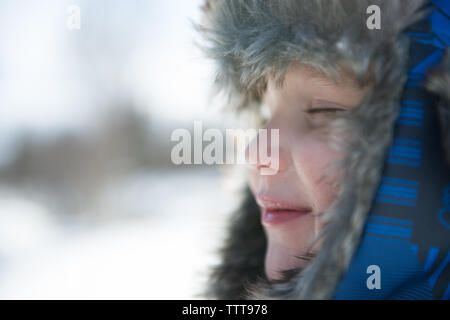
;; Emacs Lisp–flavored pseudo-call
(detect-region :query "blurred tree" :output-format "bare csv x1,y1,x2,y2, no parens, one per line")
0,104,173,216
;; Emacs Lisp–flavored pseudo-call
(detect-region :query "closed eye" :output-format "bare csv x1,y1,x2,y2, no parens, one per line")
308,99,349,114
305,107,345,114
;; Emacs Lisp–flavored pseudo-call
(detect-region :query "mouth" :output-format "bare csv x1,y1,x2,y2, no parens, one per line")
256,195,312,226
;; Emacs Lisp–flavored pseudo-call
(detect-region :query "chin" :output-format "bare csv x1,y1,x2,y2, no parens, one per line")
263,226,313,281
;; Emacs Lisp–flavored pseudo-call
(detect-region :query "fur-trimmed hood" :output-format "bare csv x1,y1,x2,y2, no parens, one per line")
197,0,450,299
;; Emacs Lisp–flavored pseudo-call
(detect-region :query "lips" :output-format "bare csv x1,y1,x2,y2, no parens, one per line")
256,195,312,226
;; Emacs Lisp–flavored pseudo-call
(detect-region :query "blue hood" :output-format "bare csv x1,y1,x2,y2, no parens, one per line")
335,0,450,300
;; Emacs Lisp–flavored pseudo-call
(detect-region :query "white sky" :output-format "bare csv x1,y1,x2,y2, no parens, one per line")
0,0,218,135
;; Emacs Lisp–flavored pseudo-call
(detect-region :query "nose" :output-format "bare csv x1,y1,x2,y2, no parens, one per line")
245,126,289,175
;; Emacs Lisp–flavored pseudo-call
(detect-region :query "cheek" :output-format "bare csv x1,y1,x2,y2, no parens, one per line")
292,134,345,212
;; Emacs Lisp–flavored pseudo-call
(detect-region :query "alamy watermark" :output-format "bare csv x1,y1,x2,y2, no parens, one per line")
65,4,380,31
67,4,81,30
367,4,381,30
170,121,280,175
366,265,381,290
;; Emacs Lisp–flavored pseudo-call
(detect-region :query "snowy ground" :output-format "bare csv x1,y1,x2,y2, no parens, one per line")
0,169,239,299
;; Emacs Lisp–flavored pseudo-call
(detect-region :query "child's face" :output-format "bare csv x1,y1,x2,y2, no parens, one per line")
247,63,369,281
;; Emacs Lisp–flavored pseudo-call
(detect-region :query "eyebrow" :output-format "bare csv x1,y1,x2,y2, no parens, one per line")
291,63,341,84
298,64,362,89
311,99,348,109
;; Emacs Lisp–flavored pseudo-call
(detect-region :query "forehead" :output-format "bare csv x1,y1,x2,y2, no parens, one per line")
264,63,369,108
283,62,360,88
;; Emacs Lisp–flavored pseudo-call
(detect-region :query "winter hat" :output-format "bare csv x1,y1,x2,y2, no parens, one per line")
197,0,450,299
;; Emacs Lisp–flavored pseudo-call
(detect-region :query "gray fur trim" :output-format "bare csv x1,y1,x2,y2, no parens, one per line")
196,0,426,111
204,187,266,299
427,49,450,102
197,0,431,299
426,49,450,166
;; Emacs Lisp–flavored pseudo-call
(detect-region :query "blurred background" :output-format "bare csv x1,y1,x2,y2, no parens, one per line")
0,0,245,299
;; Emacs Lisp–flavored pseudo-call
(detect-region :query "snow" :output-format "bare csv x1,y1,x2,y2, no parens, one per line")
0,169,236,299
